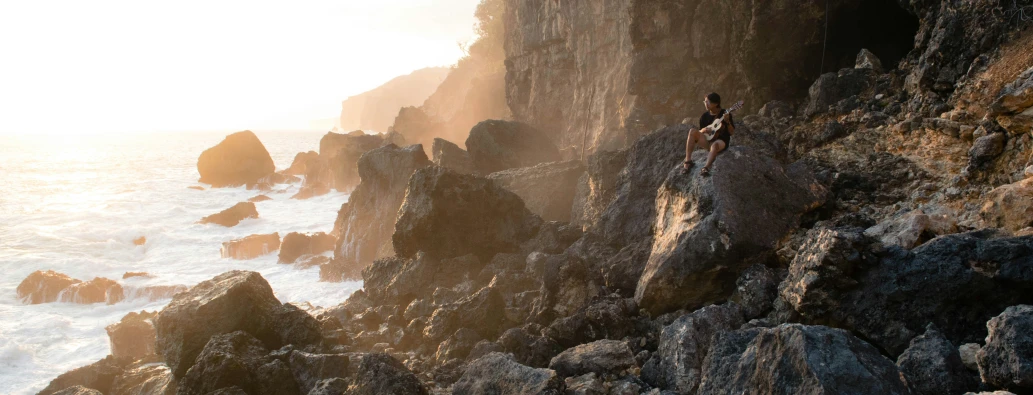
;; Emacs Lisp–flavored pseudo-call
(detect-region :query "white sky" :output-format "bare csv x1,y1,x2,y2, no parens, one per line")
0,0,480,135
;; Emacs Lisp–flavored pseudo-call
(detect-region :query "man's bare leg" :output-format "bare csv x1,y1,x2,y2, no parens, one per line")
683,128,706,171
701,140,726,176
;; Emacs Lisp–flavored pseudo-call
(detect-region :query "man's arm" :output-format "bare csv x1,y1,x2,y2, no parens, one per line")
723,113,735,135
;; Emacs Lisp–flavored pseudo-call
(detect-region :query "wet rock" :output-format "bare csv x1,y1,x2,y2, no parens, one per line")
570,150,627,230
970,133,1007,166
980,178,1033,232
199,202,258,227
803,68,874,117
188,185,205,191
133,236,146,246
347,353,427,395
453,352,564,395
294,254,330,269
286,350,350,394
978,305,1033,391
122,272,151,279
106,311,157,362
197,131,275,187
855,48,883,72
333,144,431,266
37,355,128,395
110,364,177,395
488,160,585,222
699,324,909,394
431,137,474,174
278,232,335,264
221,233,280,260
248,194,272,203
897,324,978,395
635,146,826,315
153,270,319,377
864,209,958,249
654,304,744,393
434,328,482,363
465,120,561,175
291,182,331,200
16,270,80,304
548,339,636,378
61,277,125,304
730,264,781,320
177,331,299,395
393,166,542,260
284,151,320,176
51,386,102,395
132,285,188,301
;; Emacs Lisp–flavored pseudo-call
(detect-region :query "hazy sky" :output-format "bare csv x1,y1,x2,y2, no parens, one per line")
0,0,480,134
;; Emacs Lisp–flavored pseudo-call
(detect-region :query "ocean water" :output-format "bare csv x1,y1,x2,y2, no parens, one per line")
0,131,360,394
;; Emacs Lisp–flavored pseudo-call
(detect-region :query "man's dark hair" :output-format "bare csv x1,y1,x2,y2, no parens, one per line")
707,92,721,106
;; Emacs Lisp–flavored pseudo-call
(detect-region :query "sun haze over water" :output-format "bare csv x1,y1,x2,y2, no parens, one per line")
0,0,480,136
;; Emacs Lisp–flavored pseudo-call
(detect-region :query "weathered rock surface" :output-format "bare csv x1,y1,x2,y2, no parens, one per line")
106,311,157,362
981,178,1033,232
16,270,81,304
332,144,431,268
864,209,957,249
286,350,350,394
488,160,585,222
431,138,474,174
37,356,128,395
548,339,636,378
652,304,744,393
278,232,335,264
361,252,480,307
317,131,387,192
730,264,781,320
465,120,561,175
699,324,910,394
803,68,875,117
570,150,627,230
453,352,564,395
200,202,258,227
197,131,275,187
897,324,978,395
284,151,320,176
347,353,427,395
978,305,1033,391
636,146,826,315
221,233,280,260
61,277,124,304
110,364,177,395
393,166,542,260
50,386,102,395
291,182,330,200
177,331,299,395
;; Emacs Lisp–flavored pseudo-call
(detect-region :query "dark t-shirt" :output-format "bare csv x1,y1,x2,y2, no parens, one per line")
699,109,734,144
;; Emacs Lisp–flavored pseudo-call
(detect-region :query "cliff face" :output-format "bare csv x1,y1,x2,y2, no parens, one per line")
339,67,450,133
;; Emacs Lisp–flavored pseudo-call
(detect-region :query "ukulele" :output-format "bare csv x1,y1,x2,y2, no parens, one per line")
703,100,745,141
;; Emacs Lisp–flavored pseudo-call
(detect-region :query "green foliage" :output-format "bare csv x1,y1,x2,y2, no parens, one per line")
459,0,505,69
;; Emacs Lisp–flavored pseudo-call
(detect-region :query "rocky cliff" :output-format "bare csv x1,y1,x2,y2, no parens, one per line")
339,67,450,133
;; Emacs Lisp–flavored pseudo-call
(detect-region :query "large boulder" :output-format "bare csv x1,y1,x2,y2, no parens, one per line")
653,304,744,393
197,131,275,187
981,178,1033,232
393,167,543,260
285,350,350,394
570,150,628,230
548,339,636,378
200,202,258,227
897,324,978,395
347,353,427,395
465,120,561,175
487,160,586,222
278,232,335,264
635,147,826,315
977,305,1033,391
16,270,81,304
153,271,320,377
284,151,320,176
432,137,474,174
319,131,388,191
453,352,564,395
177,331,299,395
61,277,124,304
332,144,431,268
106,311,157,362
361,252,481,306
698,324,910,394
221,233,280,260
864,209,957,249
802,68,874,117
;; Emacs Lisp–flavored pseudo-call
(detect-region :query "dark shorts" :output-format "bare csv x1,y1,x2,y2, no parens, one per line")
713,132,731,150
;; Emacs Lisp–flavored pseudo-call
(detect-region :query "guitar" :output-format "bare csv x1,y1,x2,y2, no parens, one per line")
703,100,745,141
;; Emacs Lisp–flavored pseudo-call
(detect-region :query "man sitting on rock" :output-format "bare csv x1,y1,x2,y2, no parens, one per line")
682,92,734,176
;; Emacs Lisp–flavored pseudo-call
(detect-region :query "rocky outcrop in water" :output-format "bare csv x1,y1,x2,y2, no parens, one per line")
199,202,258,227
278,232,335,264
17,270,80,304
106,311,158,363
221,233,280,260
197,131,275,187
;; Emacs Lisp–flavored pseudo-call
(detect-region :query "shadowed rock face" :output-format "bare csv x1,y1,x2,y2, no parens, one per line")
177,331,300,395
653,304,744,393
981,178,1033,232
221,233,280,260
897,324,979,395
393,166,543,261
348,352,428,395
432,137,474,174
978,305,1033,391
699,324,910,395
106,311,157,363
488,160,586,222
465,120,562,175
548,339,636,378
197,131,275,187
36,356,128,395
278,232,335,264
453,352,564,395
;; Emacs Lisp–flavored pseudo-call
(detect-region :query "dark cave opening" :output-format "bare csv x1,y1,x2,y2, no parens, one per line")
822,0,920,73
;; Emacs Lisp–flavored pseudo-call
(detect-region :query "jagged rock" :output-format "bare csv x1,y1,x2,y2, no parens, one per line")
544,297,639,349
51,386,102,395
699,324,910,394
177,331,299,395
529,254,603,324
286,350,350,394
37,355,128,395
431,138,474,174
110,364,177,395
499,326,565,368
132,285,188,301
106,311,157,362
465,120,561,174
453,352,564,395
197,131,275,187
730,264,781,320
635,146,826,315
61,277,124,304
16,270,80,304
970,133,1007,166
897,324,978,395
333,144,431,267
221,233,280,260
285,151,320,176
991,66,1033,134
654,304,744,393
200,202,258,227
361,253,480,307
347,353,427,395
780,229,1033,356
424,286,506,342
964,392,1018,395
435,328,483,363
864,209,958,249
978,305,1033,391
153,270,320,377
278,232,335,264
521,221,583,256
291,182,331,200
487,160,585,222
468,341,504,362
318,131,387,191
307,378,349,395
548,339,636,378
960,343,981,371
294,254,330,269
564,373,605,395
571,150,627,230
600,240,650,296
855,48,883,72
803,68,874,117
393,166,543,260
759,101,795,119
981,178,1033,232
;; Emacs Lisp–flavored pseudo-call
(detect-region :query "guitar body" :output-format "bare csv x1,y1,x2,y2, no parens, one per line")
702,100,745,141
